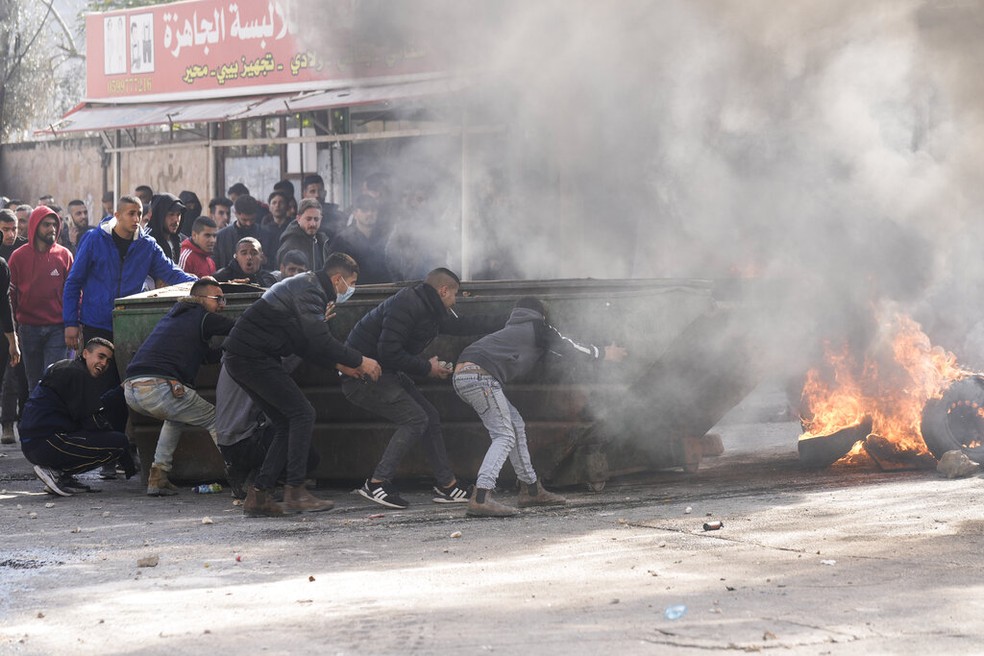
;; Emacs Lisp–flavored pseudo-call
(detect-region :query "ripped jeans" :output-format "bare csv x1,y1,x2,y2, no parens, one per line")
452,371,537,490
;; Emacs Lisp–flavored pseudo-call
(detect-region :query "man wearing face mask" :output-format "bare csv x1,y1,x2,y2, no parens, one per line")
223,252,381,516
343,267,504,510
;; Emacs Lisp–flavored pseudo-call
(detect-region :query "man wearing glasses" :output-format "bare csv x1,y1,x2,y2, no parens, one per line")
123,277,235,495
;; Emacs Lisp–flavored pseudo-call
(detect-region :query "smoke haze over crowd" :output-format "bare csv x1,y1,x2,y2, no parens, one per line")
305,0,984,362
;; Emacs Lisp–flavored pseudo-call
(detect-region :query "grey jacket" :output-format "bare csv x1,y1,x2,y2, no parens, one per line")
458,307,601,383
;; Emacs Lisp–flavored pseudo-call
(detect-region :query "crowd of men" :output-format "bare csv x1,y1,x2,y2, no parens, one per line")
2,175,612,518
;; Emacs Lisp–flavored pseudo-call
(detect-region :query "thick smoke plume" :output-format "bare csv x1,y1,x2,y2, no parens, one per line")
304,1,984,368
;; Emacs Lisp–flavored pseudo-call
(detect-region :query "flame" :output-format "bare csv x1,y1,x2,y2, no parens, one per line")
799,312,969,460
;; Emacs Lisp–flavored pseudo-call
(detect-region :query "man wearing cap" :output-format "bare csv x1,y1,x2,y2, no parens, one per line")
8,206,73,393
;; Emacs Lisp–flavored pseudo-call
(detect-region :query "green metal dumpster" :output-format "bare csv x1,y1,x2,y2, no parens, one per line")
112,278,764,488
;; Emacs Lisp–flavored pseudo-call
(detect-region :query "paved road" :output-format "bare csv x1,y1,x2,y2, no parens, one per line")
1,382,981,655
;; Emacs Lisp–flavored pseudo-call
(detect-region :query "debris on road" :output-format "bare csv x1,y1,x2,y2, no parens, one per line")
937,450,980,479
137,555,159,568
664,604,687,620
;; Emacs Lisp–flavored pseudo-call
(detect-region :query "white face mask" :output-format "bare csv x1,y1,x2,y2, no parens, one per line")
336,279,356,303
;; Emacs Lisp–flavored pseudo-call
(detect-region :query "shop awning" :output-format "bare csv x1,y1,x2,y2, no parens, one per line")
43,77,467,134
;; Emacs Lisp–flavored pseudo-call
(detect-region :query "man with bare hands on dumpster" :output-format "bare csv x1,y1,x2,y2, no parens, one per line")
223,252,381,517
344,267,504,510
454,297,628,516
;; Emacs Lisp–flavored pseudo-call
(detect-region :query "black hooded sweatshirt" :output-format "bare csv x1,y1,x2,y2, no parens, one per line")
148,193,186,263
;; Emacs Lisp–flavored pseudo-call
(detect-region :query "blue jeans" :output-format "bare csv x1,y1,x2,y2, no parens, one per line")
342,372,455,487
19,324,68,393
452,372,537,490
123,377,217,472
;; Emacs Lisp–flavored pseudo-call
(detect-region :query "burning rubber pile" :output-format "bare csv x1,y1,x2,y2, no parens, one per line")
797,311,982,471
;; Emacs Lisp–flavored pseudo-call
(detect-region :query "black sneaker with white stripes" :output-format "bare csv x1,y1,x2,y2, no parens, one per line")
33,465,72,497
432,480,473,504
358,479,409,509
58,474,100,493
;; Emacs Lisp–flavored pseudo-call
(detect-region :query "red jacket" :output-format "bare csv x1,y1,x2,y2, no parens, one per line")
9,206,73,326
178,238,216,278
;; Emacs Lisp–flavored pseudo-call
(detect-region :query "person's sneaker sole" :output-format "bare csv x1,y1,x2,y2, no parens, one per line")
433,495,471,504
357,486,408,509
34,465,72,497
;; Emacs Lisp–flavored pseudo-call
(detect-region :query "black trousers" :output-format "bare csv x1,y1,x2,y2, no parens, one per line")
224,353,316,489
219,424,320,481
22,430,134,476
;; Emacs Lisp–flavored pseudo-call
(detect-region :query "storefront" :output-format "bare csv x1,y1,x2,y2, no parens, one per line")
36,0,501,277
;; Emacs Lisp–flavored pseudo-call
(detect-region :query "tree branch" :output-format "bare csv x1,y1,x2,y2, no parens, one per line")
4,2,55,85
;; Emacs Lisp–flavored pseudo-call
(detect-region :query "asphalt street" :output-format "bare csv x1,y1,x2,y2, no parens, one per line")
2,381,982,655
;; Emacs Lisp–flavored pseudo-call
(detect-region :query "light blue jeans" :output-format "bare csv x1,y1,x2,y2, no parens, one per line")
452,372,537,490
124,377,217,471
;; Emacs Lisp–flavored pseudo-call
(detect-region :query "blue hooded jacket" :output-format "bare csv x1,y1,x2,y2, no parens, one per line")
63,216,195,332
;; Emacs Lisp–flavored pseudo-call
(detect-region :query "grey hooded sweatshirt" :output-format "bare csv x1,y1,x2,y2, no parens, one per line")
458,306,601,383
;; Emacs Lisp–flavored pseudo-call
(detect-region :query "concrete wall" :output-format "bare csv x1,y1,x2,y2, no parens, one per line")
0,137,105,210
120,143,210,209
0,138,211,219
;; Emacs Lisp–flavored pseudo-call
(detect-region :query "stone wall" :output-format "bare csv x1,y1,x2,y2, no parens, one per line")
0,138,211,217
0,138,105,209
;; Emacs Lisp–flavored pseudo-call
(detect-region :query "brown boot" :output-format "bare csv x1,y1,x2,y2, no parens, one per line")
244,486,284,517
146,464,179,496
466,488,519,517
283,484,335,513
518,480,566,508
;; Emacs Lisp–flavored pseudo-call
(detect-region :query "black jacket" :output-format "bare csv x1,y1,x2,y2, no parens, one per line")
345,282,503,377
224,270,363,370
214,259,277,287
277,220,327,270
18,359,111,442
126,300,235,386
325,225,391,284
148,193,186,263
214,222,278,272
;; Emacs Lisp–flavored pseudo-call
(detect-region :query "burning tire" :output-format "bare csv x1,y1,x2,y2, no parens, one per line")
920,375,984,462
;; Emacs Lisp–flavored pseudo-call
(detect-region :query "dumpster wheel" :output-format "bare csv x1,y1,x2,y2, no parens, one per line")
586,480,606,492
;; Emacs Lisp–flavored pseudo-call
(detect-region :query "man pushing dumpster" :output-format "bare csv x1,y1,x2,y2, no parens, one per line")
343,267,504,510
223,252,381,516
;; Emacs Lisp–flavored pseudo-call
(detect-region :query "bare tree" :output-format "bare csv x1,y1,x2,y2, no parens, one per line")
0,0,85,141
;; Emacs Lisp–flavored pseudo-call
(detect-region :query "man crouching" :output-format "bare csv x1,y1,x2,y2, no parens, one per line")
20,338,135,496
